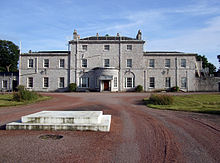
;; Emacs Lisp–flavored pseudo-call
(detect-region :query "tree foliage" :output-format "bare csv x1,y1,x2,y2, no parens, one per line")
196,54,216,74
0,40,19,72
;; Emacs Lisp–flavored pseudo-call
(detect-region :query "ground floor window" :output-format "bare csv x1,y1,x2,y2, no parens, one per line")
149,77,155,88
43,77,49,88
114,77,117,87
125,77,134,88
2,80,7,89
165,77,171,88
59,77,65,88
28,77,33,88
80,77,89,88
181,77,187,88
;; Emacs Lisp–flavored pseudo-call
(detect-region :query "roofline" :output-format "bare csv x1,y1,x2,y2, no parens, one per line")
20,51,69,56
144,51,197,56
69,40,145,44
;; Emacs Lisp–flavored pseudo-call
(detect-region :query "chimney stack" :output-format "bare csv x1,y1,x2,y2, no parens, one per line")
117,33,120,37
73,29,78,40
136,30,142,40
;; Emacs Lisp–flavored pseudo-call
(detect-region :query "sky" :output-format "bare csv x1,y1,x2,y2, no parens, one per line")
0,0,220,68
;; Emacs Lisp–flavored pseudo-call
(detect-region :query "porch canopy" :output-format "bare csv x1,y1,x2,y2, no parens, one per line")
99,75,113,80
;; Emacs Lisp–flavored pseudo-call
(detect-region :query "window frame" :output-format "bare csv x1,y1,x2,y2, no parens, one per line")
165,77,171,88
181,77,187,88
2,80,7,89
82,45,88,51
114,77,117,88
43,59,49,68
43,77,49,88
149,77,155,88
27,77,33,88
79,77,89,88
181,59,186,68
149,59,155,68
104,45,110,51
82,59,87,68
165,59,171,68
104,59,110,67
28,59,34,68
127,45,132,51
59,59,65,68
125,77,134,88
59,77,65,88
127,59,132,68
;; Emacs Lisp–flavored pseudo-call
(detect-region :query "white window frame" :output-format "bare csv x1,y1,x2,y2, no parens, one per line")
181,77,187,88
114,77,117,88
2,80,7,89
127,45,132,51
79,77,89,88
28,59,34,68
104,59,110,67
165,77,171,88
127,59,132,68
59,77,65,88
82,59,87,68
104,45,110,51
125,77,134,88
43,77,49,88
149,59,155,68
165,59,170,68
149,77,155,88
82,45,88,51
181,59,186,68
43,59,49,68
59,59,65,68
27,77,33,88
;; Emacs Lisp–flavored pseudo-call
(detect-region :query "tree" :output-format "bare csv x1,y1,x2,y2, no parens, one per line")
0,40,19,72
196,54,216,74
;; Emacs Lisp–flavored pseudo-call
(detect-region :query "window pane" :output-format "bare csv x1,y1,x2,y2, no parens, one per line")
127,77,133,87
44,77,49,88
127,59,132,68
28,77,33,88
165,77,171,88
181,77,187,88
104,59,110,67
82,45,87,51
29,59,33,68
149,77,155,88
104,45,110,51
181,59,186,67
114,77,117,87
165,59,170,68
149,59,155,68
44,59,49,68
59,77,64,88
3,80,7,88
60,59,65,68
127,45,132,51
81,77,88,87
82,59,87,67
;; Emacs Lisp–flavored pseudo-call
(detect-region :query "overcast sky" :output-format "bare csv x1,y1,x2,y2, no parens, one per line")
0,0,220,68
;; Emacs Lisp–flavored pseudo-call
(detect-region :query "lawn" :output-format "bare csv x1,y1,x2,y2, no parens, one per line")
144,94,220,114
0,93,51,107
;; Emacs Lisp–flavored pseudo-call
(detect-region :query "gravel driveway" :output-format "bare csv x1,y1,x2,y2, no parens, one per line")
0,92,219,163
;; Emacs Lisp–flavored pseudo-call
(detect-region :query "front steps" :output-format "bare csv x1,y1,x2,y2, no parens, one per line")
6,111,111,132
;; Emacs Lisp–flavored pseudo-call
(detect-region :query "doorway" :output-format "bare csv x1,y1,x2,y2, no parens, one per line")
12,80,18,91
104,80,110,91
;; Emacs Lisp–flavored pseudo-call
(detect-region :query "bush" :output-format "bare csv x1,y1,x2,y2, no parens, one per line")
170,86,180,92
148,94,174,105
69,83,77,92
136,85,143,92
13,85,39,102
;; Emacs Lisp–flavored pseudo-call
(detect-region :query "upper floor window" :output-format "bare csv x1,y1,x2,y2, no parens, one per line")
165,59,170,68
82,45,87,51
44,59,49,68
149,77,155,88
127,59,132,68
82,59,87,68
104,59,110,67
28,59,33,68
59,59,65,68
43,77,49,88
27,77,33,88
181,59,186,68
149,59,155,68
127,45,132,51
104,45,110,51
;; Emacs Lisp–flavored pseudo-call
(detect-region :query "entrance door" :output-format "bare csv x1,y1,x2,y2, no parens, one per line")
104,81,109,91
12,80,18,91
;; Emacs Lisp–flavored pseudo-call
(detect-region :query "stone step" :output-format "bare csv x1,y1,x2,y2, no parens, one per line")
22,111,103,124
7,115,111,132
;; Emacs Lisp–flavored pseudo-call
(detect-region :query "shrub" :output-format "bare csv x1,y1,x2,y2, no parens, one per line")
13,85,39,102
148,94,174,105
136,85,143,92
170,86,180,92
69,83,77,92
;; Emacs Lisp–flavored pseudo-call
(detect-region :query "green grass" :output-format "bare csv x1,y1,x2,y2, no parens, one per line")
144,94,220,114
0,94,51,107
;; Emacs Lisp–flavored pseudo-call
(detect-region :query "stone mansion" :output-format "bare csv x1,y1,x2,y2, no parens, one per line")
18,30,214,92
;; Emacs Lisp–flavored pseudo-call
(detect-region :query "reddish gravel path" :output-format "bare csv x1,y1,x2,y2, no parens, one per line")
0,92,220,163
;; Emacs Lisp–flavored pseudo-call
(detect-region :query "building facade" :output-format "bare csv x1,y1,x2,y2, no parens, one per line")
19,30,212,92
0,72,19,92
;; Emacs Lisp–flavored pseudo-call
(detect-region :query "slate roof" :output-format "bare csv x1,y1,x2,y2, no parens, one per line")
80,36,138,41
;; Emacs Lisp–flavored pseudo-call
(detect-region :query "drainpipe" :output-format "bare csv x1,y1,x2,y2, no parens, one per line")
175,58,178,87
118,36,121,91
144,70,146,91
